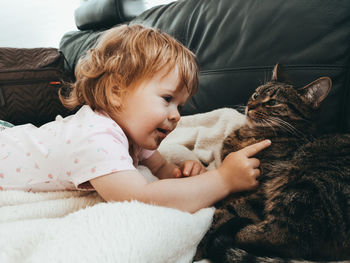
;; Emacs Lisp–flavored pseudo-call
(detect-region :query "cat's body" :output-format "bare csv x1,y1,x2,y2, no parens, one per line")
202,65,350,263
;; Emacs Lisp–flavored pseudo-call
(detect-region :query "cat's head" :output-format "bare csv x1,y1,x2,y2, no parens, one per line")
245,64,332,132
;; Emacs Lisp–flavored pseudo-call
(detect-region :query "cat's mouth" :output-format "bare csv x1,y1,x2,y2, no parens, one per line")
246,115,259,128
246,110,269,128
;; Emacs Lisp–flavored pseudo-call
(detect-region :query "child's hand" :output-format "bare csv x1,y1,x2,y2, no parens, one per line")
173,160,207,178
217,140,271,193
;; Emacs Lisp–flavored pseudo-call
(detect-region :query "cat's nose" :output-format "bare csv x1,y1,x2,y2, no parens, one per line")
247,101,260,110
247,109,254,118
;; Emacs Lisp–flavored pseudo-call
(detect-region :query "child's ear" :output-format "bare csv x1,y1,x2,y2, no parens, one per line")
113,95,124,109
298,77,332,109
271,63,289,83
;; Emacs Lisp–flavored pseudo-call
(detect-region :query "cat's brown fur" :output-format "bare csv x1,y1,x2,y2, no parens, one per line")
199,64,350,263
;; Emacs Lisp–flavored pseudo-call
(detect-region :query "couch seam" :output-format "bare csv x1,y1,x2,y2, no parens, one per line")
200,65,346,75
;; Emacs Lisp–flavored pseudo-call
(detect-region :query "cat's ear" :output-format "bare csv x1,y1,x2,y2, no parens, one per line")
298,77,332,109
271,63,289,82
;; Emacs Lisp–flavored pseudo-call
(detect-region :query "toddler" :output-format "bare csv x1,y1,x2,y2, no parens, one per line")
0,25,270,213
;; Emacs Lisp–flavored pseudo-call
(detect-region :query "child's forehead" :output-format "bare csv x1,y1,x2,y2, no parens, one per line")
149,66,181,87
160,68,189,94
157,65,179,79
134,65,195,97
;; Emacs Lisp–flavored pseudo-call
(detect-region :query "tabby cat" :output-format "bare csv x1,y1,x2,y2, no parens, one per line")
201,64,350,263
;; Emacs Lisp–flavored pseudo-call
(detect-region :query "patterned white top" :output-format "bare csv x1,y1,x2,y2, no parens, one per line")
0,105,154,191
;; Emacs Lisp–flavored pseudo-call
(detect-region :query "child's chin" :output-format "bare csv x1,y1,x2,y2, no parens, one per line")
140,135,166,149
142,142,159,150
147,145,159,150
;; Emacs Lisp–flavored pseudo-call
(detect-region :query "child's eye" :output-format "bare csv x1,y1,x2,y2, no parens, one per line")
162,96,172,103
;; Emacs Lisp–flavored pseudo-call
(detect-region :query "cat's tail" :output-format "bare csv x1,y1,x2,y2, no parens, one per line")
218,248,348,263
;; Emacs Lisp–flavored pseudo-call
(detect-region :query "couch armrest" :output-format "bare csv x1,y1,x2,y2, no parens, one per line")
74,0,172,30
74,0,151,30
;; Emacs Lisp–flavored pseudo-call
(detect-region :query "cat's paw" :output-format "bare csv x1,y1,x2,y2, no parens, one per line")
206,217,253,263
219,217,253,236
207,233,234,262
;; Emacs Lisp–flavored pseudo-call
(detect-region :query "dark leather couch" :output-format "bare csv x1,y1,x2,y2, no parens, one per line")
60,0,350,134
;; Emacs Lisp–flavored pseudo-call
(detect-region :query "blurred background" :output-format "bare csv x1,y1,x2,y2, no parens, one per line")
0,0,81,48
0,0,174,48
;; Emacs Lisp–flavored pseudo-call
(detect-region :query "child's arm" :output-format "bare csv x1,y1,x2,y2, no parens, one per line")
141,150,206,179
89,140,271,213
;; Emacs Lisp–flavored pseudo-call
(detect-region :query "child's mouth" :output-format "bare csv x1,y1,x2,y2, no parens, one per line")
157,128,167,134
157,128,173,139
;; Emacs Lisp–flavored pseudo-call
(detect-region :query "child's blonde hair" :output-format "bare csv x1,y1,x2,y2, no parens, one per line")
60,24,198,114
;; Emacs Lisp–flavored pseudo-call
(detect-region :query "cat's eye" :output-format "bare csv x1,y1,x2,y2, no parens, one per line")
266,99,279,106
252,93,259,100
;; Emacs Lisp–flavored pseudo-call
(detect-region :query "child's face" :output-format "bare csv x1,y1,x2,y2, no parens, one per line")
114,67,190,150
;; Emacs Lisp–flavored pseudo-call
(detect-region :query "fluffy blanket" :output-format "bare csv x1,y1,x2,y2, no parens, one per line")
0,108,246,263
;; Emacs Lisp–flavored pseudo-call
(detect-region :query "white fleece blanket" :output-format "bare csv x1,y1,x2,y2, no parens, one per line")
0,108,245,263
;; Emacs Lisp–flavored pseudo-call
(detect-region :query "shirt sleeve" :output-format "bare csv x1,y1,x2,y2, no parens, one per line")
64,122,136,190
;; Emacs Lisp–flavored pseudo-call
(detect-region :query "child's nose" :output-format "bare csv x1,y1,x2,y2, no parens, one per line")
169,108,180,122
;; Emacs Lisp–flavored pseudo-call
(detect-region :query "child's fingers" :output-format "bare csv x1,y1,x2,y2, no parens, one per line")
183,161,206,176
190,162,203,176
249,158,260,169
240,139,271,157
250,158,261,179
253,168,261,178
182,161,194,176
173,167,182,178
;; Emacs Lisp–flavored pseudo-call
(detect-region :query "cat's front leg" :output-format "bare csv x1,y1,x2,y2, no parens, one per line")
196,196,253,261
234,217,292,258
201,194,264,262
206,216,254,263
206,216,288,263
194,207,236,261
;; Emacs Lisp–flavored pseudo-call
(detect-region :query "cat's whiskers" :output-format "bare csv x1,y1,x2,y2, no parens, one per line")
250,111,268,126
248,109,312,143
268,116,299,134
252,110,307,140
265,118,300,138
268,116,312,142
249,112,279,136
252,115,309,157
262,118,278,136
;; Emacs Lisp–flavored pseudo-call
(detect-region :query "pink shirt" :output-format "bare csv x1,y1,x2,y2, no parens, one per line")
0,105,154,191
